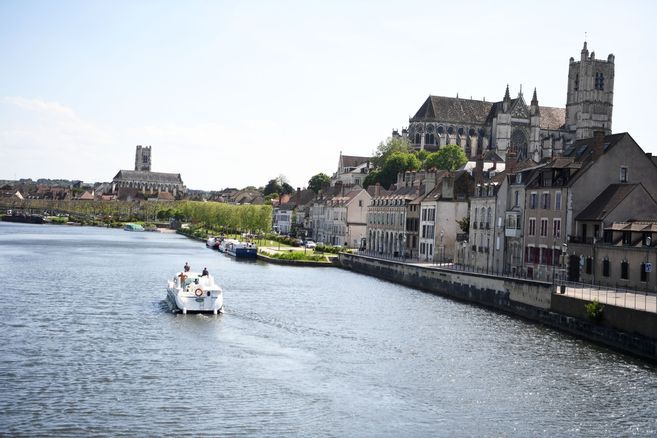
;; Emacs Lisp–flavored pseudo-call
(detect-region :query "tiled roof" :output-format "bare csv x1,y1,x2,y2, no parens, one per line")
576,184,640,221
341,155,370,168
563,132,628,161
413,96,493,124
412,95,565,129
113,170,184,184
539,106,566,130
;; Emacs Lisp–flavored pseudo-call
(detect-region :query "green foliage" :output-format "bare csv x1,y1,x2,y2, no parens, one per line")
456,216,470,234
378,152,422,189
585,300,604,323
362,169,381,189
315,244,343,254
263,251,327,262
263,176,295,196
308,173,331,193
414,149,429,162
372,136,411,168
423,144,468,171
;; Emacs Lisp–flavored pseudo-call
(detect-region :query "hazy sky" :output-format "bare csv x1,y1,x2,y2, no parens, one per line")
1,0,656,190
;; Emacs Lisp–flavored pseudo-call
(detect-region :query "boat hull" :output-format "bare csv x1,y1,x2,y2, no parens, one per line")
166,287,224,314
226,247,257,258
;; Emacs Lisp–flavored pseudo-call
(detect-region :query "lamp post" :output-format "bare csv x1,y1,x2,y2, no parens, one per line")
440,229,444,266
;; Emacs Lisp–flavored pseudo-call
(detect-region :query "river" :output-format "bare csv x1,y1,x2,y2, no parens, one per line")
0,222,655,436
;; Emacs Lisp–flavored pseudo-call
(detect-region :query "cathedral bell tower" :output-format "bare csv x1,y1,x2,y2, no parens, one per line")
135,145,151,172
565,41,615,139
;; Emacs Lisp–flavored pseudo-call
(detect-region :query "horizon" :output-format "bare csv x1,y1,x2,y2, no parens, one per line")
2,0,656,190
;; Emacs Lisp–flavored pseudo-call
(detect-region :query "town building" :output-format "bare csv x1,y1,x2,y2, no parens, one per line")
310,184,371,247
332,153,372,188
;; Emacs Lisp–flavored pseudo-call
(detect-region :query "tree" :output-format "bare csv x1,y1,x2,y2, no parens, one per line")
308,173,331,193
362,169,381,189
264,176,294,196
456,216,470,235
423,144,468,171
372,136,411,168
378,152,422,189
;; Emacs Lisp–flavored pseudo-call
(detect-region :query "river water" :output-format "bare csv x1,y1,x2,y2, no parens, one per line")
0,222,656,436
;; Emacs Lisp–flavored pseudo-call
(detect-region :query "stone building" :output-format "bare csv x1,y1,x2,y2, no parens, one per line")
403,42,615,162
112,146,186,197
332,153,372,188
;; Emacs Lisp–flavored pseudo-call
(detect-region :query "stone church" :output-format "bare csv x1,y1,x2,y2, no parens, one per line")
112,146,186,197
403,42,614,161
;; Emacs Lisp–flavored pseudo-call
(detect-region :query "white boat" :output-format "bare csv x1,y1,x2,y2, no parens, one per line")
218,238,239,253
166,271,224,314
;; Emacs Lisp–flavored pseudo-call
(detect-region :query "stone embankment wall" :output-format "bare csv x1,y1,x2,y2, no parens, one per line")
338,253,657,363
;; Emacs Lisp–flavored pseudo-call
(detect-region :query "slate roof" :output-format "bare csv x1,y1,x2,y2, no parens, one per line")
563,132,628,161
412,95,565,129
576,184,640,221
413,96,493,124
113,170,184,184
539,106,566,130
341,155,370,169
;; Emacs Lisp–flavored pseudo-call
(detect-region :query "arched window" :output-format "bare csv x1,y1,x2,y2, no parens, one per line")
487,207,492,226
574,73,579,91
511,129,528,159
595,72,605,91
415,133,421,144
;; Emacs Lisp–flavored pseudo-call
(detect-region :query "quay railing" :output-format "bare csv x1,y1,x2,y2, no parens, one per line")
555,280,657,314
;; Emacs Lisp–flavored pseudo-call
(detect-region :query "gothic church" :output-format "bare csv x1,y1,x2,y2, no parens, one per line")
404,42,614,161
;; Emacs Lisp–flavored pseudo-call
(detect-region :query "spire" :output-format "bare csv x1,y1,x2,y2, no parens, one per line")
530,87,540,116
518,84,523,98
502,84,511,113
581,40,589,60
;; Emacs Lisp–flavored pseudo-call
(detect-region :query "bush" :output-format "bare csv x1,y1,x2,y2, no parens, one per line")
265,251,326,262
585,300,604,323
315,244,343,254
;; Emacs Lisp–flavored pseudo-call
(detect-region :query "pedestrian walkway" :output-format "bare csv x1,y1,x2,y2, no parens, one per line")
558,283,657,313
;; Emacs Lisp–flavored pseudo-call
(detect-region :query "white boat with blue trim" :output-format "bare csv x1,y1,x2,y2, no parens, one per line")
166,271,224,314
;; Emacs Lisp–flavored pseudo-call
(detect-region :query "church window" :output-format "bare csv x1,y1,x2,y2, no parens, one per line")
447,127,454,135
468,128,476,136
458,127,464,136
595,73,605,91
437,126,444,134
574,73,579,91
415,133,421,144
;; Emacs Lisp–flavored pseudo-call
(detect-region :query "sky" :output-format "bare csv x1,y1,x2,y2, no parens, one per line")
1,0,656,191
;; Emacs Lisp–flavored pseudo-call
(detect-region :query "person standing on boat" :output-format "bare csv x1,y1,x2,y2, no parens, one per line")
184,262,190,272
202,267,209,276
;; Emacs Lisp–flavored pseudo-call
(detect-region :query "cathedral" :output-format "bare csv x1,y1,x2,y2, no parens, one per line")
112,146,186,198
403,42,615,161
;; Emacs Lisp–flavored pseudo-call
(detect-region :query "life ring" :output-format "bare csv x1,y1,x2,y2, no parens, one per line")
194,287,204,297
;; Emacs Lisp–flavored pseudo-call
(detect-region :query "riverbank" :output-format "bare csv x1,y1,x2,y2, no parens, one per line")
337,253,657,363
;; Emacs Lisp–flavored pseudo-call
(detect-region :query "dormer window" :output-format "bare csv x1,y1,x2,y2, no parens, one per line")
515,173,522,184
620,166,628,183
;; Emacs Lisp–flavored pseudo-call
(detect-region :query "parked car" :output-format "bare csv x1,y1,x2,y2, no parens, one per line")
305,240,317,248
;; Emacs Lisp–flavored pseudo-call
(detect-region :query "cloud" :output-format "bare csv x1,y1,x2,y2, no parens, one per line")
3,96,79,121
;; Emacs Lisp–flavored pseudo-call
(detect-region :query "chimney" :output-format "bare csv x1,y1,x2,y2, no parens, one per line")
441,173,454,199
592,130,606,160
296,187,301,206
375,182,381,197
474,154,484,185
506,149,517,174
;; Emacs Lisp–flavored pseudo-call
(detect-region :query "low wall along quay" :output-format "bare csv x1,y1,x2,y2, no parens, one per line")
337,253,657,363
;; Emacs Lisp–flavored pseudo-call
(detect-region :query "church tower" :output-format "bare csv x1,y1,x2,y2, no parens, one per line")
135,145,151,172
565,41,615,139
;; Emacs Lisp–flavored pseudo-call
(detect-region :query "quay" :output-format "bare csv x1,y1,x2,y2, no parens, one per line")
337,253,657,363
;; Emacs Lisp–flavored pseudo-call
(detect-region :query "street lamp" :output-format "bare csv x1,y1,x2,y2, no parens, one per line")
440,229,444,265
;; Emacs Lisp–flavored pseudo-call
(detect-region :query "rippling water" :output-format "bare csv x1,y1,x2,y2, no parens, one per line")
0,223,656,436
